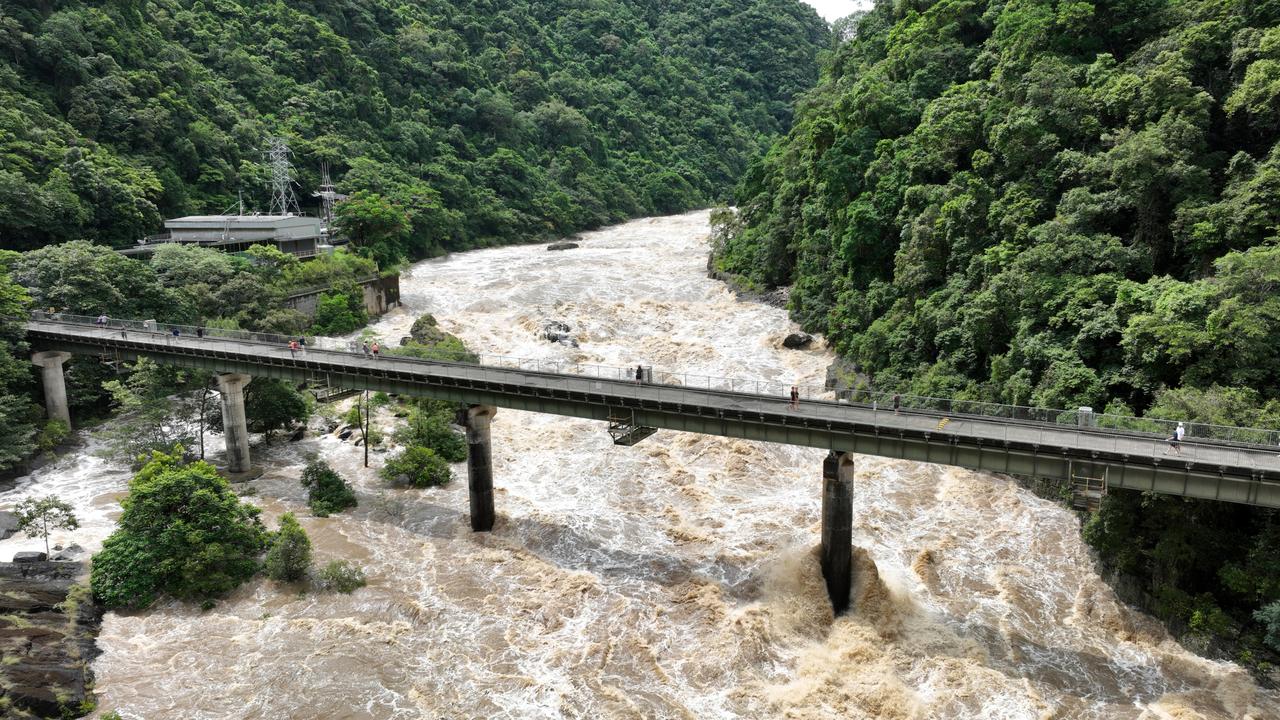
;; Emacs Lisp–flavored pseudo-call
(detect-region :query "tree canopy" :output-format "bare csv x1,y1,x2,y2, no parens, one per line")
91,448,267,609
718,0,1280,669
0,0,829,260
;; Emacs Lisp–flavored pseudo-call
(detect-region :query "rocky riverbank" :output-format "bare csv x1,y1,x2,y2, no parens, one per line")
0,561,101,719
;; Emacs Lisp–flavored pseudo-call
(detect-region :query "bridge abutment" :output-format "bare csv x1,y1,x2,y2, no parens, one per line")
216,373,253,475
31,351,72,428
463,404,498,531
821,451,854,615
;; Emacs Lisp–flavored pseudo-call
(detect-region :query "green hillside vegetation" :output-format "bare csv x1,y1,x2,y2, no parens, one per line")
716,0,1280,666
0,0,828,257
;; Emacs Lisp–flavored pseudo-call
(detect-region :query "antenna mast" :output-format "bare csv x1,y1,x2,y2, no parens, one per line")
266,137,300,216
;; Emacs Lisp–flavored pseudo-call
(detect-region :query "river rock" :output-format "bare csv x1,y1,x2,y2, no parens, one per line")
546,241,579,251
825,357,860,391
338,428,353,441
52,544,84,561
409,314,446,345
289,426,306,442
782,332,813,349
13,551,47,563
0,510,17,539
0,561,102,719
542,320,578,347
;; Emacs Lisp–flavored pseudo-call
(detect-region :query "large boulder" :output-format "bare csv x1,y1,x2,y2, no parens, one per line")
782,332,813,349
0,510,18,540
543,320,578,347
825,357,860,392
546,241,579,251
409,314,447,345
52,544,84,561
0,560,102,719
13,551,47,563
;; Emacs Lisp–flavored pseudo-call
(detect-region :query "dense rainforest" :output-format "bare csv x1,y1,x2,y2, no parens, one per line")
0,0,828,254
715,0,1280,668
0,0,829,483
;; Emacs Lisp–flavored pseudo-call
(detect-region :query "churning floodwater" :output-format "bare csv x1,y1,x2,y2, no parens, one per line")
2,211,1277,719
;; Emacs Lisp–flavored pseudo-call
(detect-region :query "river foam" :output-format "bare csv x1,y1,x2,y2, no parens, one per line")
4,211,1276,718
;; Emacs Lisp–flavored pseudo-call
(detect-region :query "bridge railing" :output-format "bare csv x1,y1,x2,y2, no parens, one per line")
28,312,1280,451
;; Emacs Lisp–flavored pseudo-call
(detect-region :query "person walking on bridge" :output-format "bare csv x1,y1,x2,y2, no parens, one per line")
635,364,644,384
371,341,380,360
893,393,901,414
95,314,107,327
1164,422,1186,455
289,340,299,357
790,385,799,410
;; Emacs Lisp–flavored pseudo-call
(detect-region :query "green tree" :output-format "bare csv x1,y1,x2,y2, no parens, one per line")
12,241,174,319
208,378,311,440
395,409,466,462
91,448,266,609
381,446,451,488
300,458,358,517
1257,602,1280,652
15,495,79,557
314,559,366,594
0,263,35,472
311,286,367,335
335,191,411,268
264,512,312,583
98,358,207,461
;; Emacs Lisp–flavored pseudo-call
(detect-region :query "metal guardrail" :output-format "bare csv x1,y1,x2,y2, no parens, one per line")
26,312,1280,451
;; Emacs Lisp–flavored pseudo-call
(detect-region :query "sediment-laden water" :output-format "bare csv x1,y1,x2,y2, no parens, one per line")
1,211,1276,719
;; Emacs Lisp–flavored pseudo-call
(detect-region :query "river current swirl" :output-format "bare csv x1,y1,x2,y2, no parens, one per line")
1,212,1276,719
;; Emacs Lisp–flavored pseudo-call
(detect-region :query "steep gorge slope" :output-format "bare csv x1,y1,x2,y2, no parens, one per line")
717,0,1280,669
0,0,828,252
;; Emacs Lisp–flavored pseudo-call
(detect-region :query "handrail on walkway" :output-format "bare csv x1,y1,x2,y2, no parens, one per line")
25,311,1280,450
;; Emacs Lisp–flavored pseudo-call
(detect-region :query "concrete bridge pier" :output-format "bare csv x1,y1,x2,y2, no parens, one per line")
216,373,253,475
31,351,73,428
463,405,498,532
821,451,855,615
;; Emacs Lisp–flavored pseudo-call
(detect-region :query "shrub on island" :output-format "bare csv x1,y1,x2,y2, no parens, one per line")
301,458,358,517
381,446,451,488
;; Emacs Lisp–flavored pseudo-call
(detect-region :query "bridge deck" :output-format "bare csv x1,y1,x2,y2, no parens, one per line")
27,318,1280,507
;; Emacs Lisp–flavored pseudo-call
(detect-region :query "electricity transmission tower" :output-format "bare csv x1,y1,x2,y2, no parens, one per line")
266,137,300,216
312,162,344,232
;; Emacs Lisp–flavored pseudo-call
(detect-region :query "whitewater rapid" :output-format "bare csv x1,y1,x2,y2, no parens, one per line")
2,211,1276,719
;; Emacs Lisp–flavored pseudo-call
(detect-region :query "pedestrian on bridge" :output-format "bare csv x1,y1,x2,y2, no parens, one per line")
635,364,644,384
371,341,380,359
196,326,204,338
95,314,107,327
289,340,299,357
361,341,370,356
893,393,901,414
1164,422,1186,455
298,337,307,354
790,385,799,410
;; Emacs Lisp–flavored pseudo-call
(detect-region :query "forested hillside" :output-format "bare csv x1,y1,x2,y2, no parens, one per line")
715,0,1280,667
0,0,828,254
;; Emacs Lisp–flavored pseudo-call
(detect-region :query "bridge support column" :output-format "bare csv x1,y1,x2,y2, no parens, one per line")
463,405,498,532
31,351,72,428
216,373,253,475
821,451,854,615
